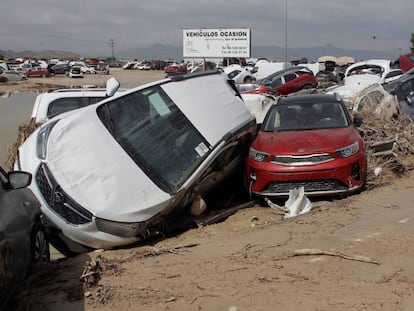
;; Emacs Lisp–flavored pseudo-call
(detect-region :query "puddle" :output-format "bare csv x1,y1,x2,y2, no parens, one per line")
0,91,38,166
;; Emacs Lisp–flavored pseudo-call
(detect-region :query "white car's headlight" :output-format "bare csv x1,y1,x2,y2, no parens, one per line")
249,147,269,162
95,218,146,238
36,120,59,160
336,141,359,158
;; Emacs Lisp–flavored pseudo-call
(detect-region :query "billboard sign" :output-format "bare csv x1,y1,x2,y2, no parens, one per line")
183,28,251,58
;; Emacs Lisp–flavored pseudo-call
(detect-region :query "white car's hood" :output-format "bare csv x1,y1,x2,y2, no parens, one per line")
45,108,172,222
162,73,252,146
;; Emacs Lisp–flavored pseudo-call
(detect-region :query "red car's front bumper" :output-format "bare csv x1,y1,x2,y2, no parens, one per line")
247,151,366,197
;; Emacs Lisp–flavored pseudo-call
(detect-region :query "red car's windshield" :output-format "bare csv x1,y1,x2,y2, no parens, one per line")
263,101,350,131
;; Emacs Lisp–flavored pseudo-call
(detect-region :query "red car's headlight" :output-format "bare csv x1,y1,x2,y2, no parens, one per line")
336,141,359,158
249,147,269,162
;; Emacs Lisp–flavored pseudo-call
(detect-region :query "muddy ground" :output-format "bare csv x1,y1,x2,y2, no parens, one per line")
3,69,414,311
16,174,414,311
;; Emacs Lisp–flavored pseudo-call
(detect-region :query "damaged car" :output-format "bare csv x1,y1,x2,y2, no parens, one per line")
383,71,414,119
257,66,317,95
247,93,366,198
0,166,49,310
344,59,403,84
16,70,256,254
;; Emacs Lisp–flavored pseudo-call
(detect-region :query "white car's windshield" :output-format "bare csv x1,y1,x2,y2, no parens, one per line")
97,86,208,193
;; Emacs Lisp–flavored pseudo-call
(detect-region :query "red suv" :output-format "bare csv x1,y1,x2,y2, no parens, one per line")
247,94,366,198
392,53,414,73
257,66,317,95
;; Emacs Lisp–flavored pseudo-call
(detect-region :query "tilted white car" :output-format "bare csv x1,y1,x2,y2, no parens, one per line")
16,70,256,254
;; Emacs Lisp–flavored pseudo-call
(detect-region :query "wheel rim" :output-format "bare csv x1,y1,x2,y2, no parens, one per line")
34,230,49,262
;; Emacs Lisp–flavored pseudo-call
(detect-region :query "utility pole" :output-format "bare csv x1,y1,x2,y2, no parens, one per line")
284,0,288,68
372,35,376,55
109,38,115,64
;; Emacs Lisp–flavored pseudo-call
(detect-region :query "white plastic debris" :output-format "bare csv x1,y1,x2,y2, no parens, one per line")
190,195,207,216
374,167,383,176
265,187,312,219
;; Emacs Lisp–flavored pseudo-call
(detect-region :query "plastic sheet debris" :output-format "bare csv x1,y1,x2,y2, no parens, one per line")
265,187,312,219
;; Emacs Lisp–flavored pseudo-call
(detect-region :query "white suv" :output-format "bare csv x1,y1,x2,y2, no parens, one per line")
30,81,126,125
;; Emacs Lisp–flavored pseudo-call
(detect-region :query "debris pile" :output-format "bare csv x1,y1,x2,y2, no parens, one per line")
5,121,39,170
80,255,122,304
358,111,414,188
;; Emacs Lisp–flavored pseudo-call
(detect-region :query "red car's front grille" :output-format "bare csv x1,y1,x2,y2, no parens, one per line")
272,154,333,166
266,179,348,194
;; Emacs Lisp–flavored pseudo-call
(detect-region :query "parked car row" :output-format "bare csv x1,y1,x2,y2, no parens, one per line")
0,69,27,81
122,60,171,70
0,62,102,80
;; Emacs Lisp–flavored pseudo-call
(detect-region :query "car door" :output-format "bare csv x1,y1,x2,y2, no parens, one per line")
0,168,35,307
269,76,283,93
281,72,300,94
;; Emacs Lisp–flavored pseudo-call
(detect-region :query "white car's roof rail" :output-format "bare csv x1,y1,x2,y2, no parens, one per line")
51,88,107,93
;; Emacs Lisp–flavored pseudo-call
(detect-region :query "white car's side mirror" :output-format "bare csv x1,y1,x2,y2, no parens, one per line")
106,77,120,97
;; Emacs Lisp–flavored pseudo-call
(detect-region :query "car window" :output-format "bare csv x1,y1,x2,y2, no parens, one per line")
397,80,414,101
270,77,282,88
97,86,209,193
356,91,385,112
87,97,105,106
263,101,349,131
237,84,257,93
0,167,7,193
284,73,297,83
227,70,241,79
385,70,402,79
147,92,171,116
47,98,85,117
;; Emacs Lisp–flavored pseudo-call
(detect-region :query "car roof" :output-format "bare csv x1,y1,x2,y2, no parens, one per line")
398,71,414,83
276,93,341,105
260,66,310,81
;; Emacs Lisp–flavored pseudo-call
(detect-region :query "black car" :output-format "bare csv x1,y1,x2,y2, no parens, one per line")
0,166,49,310
384,71,414,119
49,63,70,75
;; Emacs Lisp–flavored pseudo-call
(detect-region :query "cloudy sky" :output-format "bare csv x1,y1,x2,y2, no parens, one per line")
1,0,412,57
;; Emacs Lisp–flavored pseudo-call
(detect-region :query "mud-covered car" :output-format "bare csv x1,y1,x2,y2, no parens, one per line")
0,167,49,310
247,94,366,197
16,70,256,254
384,71,414,119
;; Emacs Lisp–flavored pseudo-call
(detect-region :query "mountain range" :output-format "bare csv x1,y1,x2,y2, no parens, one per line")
1,43,404,62
118,43,403,62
